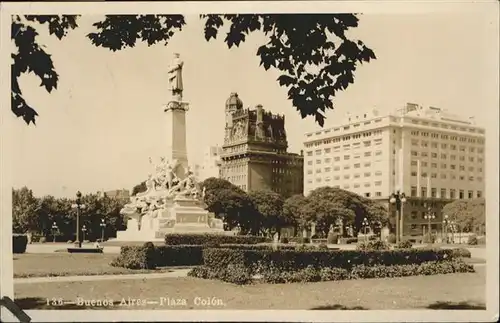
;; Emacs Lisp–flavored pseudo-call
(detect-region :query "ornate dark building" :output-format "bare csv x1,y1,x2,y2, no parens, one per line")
220,93,304,197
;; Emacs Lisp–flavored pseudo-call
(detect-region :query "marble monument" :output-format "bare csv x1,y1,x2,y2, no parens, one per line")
115,53,224,241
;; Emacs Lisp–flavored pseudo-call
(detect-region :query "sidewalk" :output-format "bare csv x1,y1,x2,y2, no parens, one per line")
14,269,190,284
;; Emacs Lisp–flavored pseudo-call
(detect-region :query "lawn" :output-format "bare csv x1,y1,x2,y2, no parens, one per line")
13,253,174,278
14,267,486,310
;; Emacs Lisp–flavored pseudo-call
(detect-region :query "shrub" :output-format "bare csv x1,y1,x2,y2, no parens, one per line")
451,247,472,258
396,240,413,249
110,246,152,269
317,243,329,250
387,233,397,244
356,240,390,251
12,234,28,254
327,233,339,244
154,245,204,267
202,247,455,274
280,237,289,244
164,233,269,245
188,265,252,285
468,235,478,245
319,267,350,281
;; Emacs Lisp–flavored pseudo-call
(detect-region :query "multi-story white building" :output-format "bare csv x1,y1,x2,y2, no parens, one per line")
199,145,223,181
303,103,485,236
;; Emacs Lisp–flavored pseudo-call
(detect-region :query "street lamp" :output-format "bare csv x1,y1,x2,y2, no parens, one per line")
51,221,58,243
442,214,450,243
362,217,370,242
82,225,87,243
450,220,457,244
424,207,435,239
71,191,86,248
100,219,106,242
372,221,382,240
389,191,407,243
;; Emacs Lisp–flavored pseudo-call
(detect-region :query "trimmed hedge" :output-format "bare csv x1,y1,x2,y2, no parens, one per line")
395,240,413,249
189,259,475,285
288,236,310,244
202,247,455,273
13,234,28,254
164,233,269,245
451,247,472,258
338,237,358,244
111,243,296,269
356,240,390,251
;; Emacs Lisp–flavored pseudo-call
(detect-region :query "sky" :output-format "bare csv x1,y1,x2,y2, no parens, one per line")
8,11,499,198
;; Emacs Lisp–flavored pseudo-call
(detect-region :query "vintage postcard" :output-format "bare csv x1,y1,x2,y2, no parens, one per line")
1,1,498,322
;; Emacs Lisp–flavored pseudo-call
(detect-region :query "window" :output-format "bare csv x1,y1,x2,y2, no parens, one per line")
441,153,447,159
375,171,382,176
477,191,482,198
411,160,418,166
431,153,438,158
364,152,372,157
421,141,428,147
354,163,361,168
450,189,456,199
334,166,340,171
354,183,360,188
441,163,447,169
431,142,438,148
431,173,437,178
334,176,340,180
421,152,428,157
441,143,447,149
411,171,417,176
375,192,382,197
374,181,382,186
365,193,371,197
440,173,446,179
315,150,321,155
307,161,313,165
459,190,464,199
307,170,313,175
325,148,331,153
325,158,331,163
364,182,371,187
411,151,418,156
344,165,350,170
354,173,360,178
307,151,313,156
421,187,427,197
431,188,437,198
316,169,321,173
431,163,437,168
316,159,321,164
459,156,465,161
364,172,371,177
468,190,473,199
325,167,331,172
450,155,456,160
440,188,446,198
375,150,382,156
364,162,371,167
334,156,340,161
421,172,428,178
450,164,456,170
411,186,417,197
469,157,474,162
344,155,350,160
344,174,350,179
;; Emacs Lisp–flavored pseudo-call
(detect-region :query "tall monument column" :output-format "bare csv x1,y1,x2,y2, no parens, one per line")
163,53,189,177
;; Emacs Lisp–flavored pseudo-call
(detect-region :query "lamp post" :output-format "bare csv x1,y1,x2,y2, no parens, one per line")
442,214,450,243
372,221,382,240
51,221,58,243
450,221,456,244
100,219,106,242
424,207,435,242
362,217,370,242
389,191,407,243
82,225,87,243
71,191,86,248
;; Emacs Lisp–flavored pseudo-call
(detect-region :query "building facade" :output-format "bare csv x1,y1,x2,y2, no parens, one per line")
220,93,304,197
104,189,130,200
303,103,485,237
199,145,223,181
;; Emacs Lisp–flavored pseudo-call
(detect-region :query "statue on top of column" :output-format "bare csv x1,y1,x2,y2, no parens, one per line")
168,53,184,101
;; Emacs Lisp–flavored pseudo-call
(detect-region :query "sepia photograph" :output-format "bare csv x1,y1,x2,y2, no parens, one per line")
1,1,498,322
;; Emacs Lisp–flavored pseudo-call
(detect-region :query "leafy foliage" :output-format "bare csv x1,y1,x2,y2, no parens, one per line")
13,234,28,254
248,189,288,237
442,198,485,234
282,194,308,230
11,15,79,124
131,181,147,196
200,177,256,233
304,186,388,235
12,187,127,240
13,14,374,126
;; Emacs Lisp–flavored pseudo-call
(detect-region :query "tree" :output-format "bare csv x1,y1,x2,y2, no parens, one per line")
131,181,147,196
13,14,375,126
442,198,485,234
200,177,256,233
305,186,388,235
12,187,41,233
282,194,308,232
248,189,287,238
